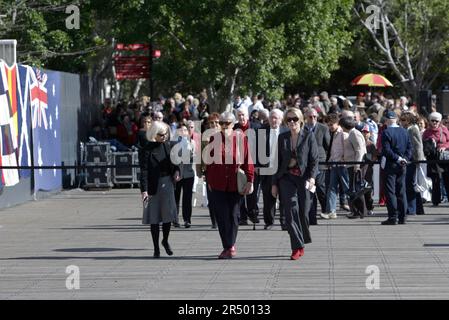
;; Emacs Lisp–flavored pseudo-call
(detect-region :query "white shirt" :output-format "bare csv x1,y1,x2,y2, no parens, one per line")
248,101,265,115
269,127,280,166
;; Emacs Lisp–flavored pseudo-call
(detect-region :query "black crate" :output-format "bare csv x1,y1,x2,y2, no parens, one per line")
85,142,111,163
84,165,113,188
112,152,134,185
133,152,140,184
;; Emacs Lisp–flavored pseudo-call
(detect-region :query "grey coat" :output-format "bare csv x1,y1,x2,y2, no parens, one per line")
272,129,319,186
408,124,425,161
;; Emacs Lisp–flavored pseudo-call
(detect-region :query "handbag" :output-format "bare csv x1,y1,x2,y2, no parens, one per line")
414,164,432,193
348,169,371,200
237,167,254,195
437,128,449,160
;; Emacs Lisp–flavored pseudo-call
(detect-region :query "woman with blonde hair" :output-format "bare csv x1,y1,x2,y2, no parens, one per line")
271,108,319,260
139,121,180,257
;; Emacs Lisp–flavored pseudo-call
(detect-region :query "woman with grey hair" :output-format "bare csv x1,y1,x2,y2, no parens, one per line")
423,112,449,206
139,121,181,257
205,111,254,259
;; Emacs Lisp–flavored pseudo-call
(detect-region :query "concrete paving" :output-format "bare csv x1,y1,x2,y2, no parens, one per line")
1,188,449,300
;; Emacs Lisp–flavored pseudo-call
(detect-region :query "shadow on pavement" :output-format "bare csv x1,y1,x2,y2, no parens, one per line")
53,248,147,252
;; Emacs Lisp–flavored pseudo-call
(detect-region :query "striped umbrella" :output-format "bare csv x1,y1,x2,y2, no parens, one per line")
350,73,393,87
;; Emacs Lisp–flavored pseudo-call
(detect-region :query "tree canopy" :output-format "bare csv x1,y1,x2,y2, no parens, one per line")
1,0,448,110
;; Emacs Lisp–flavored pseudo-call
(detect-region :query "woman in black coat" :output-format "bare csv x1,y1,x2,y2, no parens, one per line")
271,108,319,261
139,121,180,258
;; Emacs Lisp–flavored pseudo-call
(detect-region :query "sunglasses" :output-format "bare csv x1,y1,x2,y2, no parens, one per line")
157,132,167,137
210,121,219,124
287,117,299,123
308,115,317,119
219,121,232,126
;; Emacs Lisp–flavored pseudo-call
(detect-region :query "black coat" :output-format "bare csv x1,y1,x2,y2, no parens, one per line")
138,140,179,195
306,122,330,168
272,129,319,186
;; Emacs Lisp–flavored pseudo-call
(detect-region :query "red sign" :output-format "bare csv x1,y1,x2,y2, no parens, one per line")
152,50,161,58
114,44,153,80
115,43,150,51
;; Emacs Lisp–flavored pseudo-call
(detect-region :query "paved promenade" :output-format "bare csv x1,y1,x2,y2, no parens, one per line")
1,188,449,300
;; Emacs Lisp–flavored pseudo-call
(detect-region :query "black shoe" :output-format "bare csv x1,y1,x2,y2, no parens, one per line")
161,239,173,256
153,248,160,258
239,220,249,226
264,224,273,230
212,223,217,229
381,219,397,225
398,218,407,225
347,213,359,219
281,224,288,231
173,222,181,228
184,222,191,228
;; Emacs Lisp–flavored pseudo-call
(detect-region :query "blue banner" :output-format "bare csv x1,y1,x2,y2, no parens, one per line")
31,68,62,191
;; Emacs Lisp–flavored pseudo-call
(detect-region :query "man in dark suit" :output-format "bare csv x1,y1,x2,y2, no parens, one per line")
256,109,289,230
234,108,262,226
304,108,330,225
380,111,413,225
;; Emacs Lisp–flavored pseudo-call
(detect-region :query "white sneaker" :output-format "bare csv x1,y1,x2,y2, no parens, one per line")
367,210,374,216
320,213,330,220
329,212,337,219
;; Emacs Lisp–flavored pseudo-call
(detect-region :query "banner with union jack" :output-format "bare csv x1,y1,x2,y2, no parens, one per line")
0,60,61,191
31,68,61,191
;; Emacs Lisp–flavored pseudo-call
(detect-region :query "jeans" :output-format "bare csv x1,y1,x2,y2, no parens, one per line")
326,166,350,213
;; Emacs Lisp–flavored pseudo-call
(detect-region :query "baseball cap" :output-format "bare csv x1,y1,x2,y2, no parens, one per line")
385,110,397,119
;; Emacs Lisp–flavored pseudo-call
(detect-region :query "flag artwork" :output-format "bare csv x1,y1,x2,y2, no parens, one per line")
0,59,61,192
31,68,62,191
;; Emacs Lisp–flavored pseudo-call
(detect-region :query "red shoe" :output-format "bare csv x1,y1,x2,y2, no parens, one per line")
230,246,237,257
218,249,232,259
298,248,305,257
290,249,301,260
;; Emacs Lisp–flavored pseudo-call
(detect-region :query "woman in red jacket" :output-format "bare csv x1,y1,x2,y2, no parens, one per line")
205,111,254,259
422,112,449,206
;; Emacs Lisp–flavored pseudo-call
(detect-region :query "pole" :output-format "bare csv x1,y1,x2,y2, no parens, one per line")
149,42,154,101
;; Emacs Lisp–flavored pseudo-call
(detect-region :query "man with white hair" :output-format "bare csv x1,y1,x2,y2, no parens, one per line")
399,96,409,111
256,109,289,230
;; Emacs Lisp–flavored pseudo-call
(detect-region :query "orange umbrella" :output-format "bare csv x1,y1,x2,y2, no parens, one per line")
351,73,393,87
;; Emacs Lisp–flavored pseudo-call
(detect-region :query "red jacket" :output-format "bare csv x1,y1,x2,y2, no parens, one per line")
206,131,254,192
117,122,139,146
423,126,449,150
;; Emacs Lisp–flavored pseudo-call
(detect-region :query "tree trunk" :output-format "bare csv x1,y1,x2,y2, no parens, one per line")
133,79,145,99
208,67,239,113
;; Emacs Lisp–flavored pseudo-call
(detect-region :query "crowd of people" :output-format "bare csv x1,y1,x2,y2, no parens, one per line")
94,90,449,260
